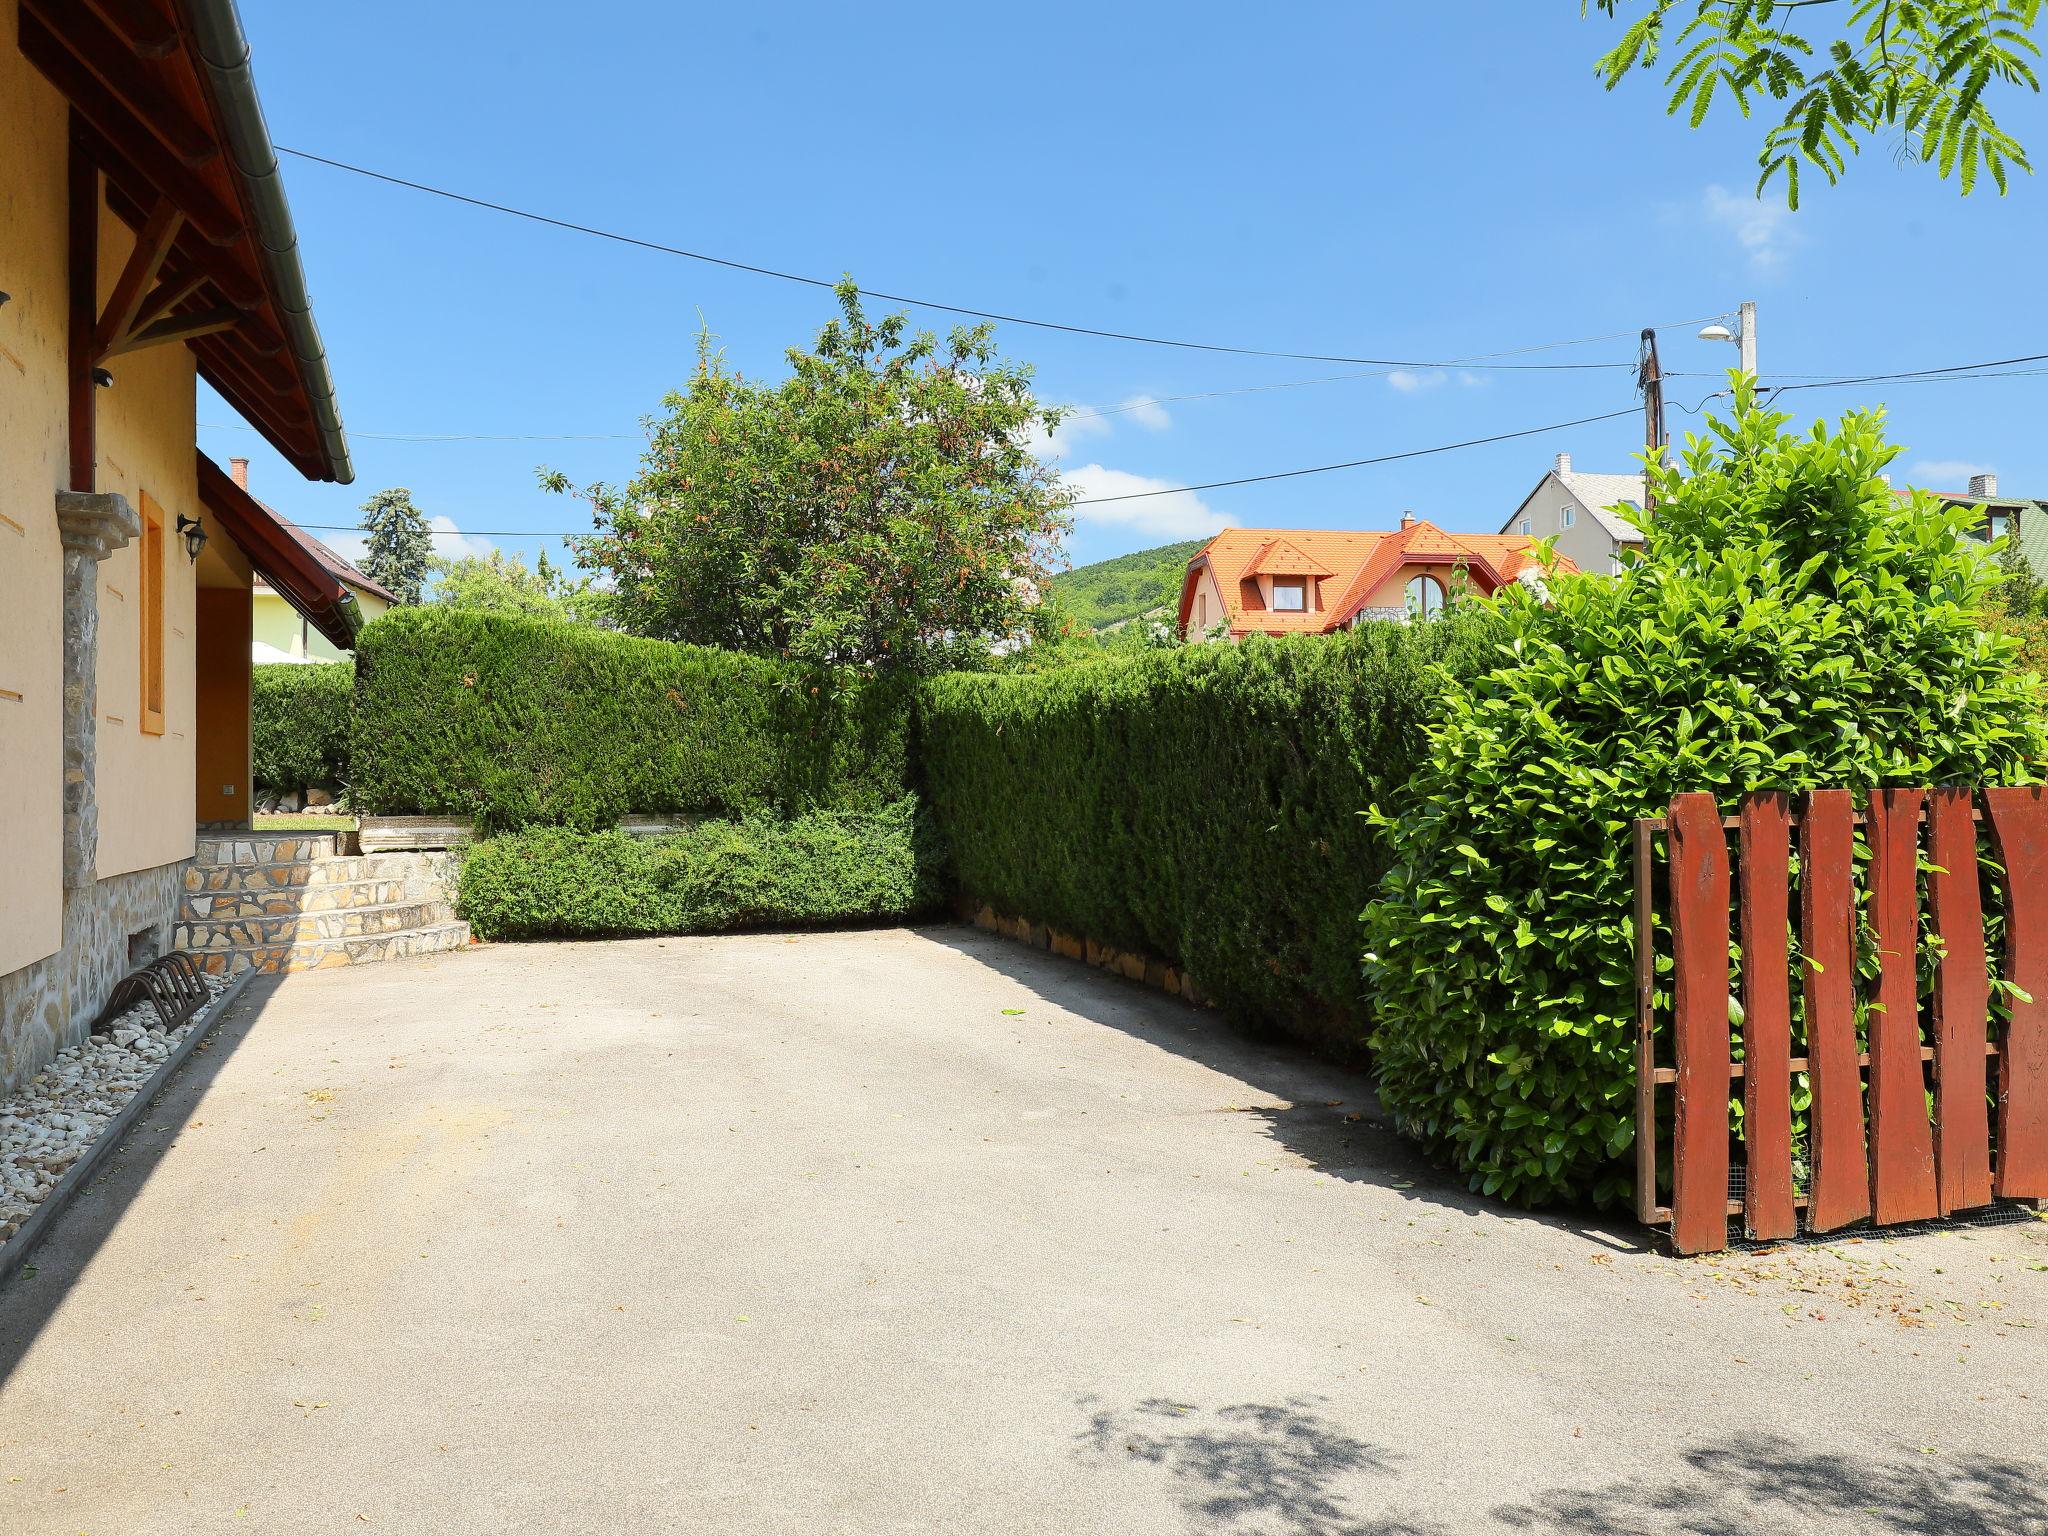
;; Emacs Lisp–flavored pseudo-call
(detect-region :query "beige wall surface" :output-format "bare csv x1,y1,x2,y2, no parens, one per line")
1186,566,1228,635
0,10,69,975
92,197,199,881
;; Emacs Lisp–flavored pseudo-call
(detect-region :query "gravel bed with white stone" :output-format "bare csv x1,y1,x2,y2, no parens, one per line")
0,973,231,1244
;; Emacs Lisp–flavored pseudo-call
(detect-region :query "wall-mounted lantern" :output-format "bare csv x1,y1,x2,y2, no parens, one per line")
175,513,207,563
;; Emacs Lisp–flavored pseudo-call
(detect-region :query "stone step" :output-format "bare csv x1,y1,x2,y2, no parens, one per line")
173,899,457,951
183,877,417,919
183,850,458,895
194,833,341,866
282,921,472,973
188,920,472,976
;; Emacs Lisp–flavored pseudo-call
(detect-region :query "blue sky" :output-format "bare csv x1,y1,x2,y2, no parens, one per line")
208,2,2048,573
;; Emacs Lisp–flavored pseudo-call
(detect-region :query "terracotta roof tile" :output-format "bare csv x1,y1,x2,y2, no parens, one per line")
1181,522,1575,636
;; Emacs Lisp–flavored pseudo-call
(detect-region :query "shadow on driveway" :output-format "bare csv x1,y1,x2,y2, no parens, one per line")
917,924,1647,1253
0,973,275,1388
1076,1396,2048,1536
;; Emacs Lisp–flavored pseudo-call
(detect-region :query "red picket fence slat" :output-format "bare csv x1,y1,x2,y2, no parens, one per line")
1927,788,1991,1215
1635,786,2047,1254
1986,788,2048,1199
1667,794,1732,1256
1801,789,1870,1235
1866,789,1938,1225
1738,793,1796,1241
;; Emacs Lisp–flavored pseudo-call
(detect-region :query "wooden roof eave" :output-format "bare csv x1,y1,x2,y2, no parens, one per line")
196,450,360,649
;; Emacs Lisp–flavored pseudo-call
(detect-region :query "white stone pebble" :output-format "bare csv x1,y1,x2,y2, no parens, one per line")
0,974,229,1244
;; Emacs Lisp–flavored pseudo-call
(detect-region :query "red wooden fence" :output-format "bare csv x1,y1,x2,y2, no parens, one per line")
1633,787,2048,1254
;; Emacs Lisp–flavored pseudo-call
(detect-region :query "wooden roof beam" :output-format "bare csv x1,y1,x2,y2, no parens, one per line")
104,304,243,360
19,12,243,245
81,0,179,60
21,0,218,169
92,198,183,361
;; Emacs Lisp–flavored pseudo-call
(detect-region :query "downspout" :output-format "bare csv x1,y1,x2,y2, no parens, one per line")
181,0,355,484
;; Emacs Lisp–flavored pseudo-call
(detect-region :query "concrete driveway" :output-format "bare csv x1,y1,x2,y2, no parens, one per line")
1,927,2044,1534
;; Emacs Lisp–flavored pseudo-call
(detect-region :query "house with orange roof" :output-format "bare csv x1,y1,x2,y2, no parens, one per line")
1176,515,1573,640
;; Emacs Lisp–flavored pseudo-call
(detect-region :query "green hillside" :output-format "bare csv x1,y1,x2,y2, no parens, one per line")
1046,539,1205,630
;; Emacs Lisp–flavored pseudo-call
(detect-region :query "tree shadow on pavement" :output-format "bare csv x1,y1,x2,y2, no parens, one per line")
0,973,274,1388
1075,1397,2048,1536
920,925,1644,1252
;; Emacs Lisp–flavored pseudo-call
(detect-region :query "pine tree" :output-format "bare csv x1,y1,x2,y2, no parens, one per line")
358,488,433,605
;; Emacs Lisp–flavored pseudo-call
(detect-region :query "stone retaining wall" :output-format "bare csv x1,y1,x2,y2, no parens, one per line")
964,903,1212,1010
0,858,190,1096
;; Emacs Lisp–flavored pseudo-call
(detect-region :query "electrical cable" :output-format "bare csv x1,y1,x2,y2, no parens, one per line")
277,144,1713,373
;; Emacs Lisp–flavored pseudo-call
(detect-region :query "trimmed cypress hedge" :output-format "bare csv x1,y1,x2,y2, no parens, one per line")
915,615,1501,1055
456,799,943,939
350,608,912,831
252,661,354,799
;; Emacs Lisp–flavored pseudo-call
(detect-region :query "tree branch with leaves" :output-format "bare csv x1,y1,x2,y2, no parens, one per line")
1589,0,2041,204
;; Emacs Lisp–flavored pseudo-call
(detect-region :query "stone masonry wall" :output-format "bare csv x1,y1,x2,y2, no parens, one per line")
0,858,190,1095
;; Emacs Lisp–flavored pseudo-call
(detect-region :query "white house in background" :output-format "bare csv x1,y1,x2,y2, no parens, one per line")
1500,454,1648,575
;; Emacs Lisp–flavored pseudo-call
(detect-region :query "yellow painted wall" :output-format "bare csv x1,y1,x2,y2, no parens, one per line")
1187,566,1228,635
91,195,200,879
0,5,69,975
253,582,386,662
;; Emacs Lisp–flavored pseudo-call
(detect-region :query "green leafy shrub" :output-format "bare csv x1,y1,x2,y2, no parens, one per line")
457,799,943,939
917,612,1502,1055
350,607,911,831
1363,386,2048,1209
252,662,354,798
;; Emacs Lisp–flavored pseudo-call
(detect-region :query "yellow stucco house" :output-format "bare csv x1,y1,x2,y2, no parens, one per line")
1,0,361,1089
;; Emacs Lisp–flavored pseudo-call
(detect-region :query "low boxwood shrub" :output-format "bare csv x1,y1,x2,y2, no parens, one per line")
252,661,354,798
456,798,943,939
916,612,1502,1055
350,607,912,831
1363,387,2048,1209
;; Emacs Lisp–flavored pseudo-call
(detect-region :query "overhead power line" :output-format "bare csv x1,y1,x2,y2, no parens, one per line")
287,403,1643,537
277,144,1717,372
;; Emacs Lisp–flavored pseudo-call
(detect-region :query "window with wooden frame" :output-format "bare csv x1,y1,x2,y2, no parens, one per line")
140,493,165,735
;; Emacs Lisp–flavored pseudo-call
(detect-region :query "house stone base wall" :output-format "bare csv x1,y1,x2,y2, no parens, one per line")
0,858,190,1095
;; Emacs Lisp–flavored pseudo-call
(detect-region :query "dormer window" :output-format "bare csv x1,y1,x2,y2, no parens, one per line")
1272,578,1306,612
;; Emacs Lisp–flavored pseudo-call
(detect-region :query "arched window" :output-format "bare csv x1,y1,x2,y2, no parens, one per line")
1405,574,1445,621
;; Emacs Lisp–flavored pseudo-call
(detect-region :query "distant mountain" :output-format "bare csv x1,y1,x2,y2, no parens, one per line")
1045,539,1205,630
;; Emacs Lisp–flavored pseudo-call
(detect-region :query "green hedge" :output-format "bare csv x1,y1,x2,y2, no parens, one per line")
456,800,943,939
252,661,354,798
1363,393,2048,1208
916,616,1501,1055
350,607,912,831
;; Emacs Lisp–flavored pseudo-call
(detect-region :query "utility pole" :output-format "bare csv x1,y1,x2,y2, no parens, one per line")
1638,327,1666,510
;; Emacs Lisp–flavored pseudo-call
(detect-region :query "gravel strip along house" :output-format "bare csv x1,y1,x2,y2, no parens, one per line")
0,0,369,1093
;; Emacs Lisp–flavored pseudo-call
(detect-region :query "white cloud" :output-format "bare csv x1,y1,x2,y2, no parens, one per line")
1062,463,1228,540
1908,458,1993,487
1117,395,1173,431
1702,183,1802,273
429,514,496,560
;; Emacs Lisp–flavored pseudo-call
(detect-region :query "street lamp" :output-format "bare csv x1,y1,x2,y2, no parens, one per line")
1698,301,1757,377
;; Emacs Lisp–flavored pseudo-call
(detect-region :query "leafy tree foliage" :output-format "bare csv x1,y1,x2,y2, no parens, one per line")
357,487,434,605
1590,1,2042,204
430,548,611,625
544,281,1074,673
1364,381,2048,1207
1044,539,1206,631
